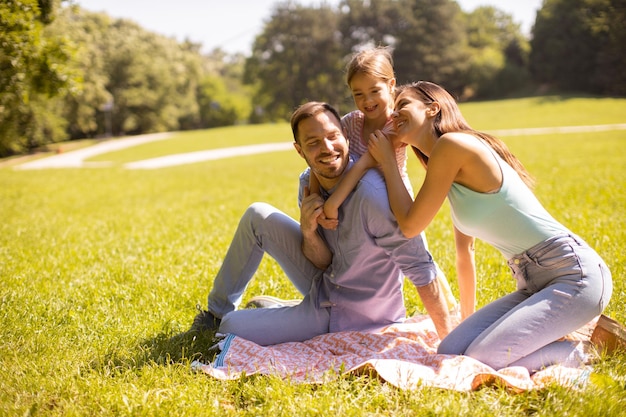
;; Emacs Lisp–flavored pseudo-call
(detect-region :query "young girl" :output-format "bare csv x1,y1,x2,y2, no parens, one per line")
311,48,458,313
311,47,411,219
361,80,612,371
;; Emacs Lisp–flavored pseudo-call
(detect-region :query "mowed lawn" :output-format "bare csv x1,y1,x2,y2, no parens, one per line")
1,95,625,416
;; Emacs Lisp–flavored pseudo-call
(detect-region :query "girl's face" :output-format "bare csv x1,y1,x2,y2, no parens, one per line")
349,72,395,121
392,89,432,144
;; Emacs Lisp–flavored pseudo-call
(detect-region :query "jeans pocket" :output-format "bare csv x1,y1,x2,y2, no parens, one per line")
531,243,578,270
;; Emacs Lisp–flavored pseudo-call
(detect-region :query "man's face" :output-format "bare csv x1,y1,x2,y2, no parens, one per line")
294,111,349,190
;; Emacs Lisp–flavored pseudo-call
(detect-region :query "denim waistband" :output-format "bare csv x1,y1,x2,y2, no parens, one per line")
507,233,585,267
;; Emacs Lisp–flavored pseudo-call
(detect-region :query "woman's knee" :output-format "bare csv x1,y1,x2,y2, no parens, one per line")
437,334,465,355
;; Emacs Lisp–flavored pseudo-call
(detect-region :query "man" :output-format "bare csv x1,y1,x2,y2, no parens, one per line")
191,101,452,345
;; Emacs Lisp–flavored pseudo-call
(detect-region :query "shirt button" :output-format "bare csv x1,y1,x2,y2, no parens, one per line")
514,259,520,264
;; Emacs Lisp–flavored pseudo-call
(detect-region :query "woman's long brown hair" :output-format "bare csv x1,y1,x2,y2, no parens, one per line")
398,81,534,188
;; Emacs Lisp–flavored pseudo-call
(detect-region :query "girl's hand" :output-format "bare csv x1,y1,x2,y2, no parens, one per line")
317,212,339,230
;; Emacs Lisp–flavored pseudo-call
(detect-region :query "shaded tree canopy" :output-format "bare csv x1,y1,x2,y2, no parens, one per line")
1,0,623,157
0,0,71,155
530,0,626,95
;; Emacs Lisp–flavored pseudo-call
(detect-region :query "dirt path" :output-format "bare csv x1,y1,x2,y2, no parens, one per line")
12,124,626,170
14,133,172,170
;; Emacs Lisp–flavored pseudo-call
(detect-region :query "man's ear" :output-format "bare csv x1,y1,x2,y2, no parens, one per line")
293,141,305,159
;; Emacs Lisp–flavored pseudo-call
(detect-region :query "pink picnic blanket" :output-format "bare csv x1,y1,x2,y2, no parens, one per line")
194,315,590,391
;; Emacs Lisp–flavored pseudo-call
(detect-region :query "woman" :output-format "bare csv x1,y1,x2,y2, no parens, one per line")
364,81,612,371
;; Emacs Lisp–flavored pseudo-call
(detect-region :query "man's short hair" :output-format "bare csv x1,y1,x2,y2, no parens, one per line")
290,102,342,144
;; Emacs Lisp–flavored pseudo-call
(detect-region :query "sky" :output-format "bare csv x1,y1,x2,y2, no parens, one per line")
75,0,543,55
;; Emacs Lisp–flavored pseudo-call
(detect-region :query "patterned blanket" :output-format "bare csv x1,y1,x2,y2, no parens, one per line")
193,315,591,392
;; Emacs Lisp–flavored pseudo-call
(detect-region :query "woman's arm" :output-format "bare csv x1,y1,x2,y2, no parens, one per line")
369,132,465,238
322,152,376,220
454,227,476,320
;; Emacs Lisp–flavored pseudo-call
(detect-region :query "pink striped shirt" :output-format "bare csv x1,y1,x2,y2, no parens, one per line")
341,110,413,195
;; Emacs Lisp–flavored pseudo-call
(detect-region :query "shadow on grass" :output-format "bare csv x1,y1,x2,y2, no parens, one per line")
89,329,221,375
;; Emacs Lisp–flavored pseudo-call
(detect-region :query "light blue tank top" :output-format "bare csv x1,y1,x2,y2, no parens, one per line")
447,144,569,259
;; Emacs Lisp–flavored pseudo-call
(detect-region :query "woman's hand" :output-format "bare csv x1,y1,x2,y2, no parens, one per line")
368,130,397,166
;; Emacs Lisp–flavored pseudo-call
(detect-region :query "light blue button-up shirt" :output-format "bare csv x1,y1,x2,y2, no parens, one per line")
299,165,437,333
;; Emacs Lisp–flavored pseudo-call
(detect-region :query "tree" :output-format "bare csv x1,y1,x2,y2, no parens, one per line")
0,0,72,156
393,0,471,96
337,0,406,52
100,19,201,135
244,1,345,122
592,0,626,95
530,0,626,95
52,7,112,139
195,51,253,129
464,6,530,98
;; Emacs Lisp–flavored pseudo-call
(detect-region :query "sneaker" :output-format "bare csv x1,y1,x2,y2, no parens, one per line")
245,295,301,309
190,304,221,332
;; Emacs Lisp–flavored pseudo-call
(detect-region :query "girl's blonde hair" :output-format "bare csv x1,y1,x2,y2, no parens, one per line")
398,81,534,188
345,47,395,92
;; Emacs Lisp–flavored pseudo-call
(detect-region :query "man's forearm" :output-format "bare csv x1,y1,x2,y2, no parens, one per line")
417,280,453,340
301,229,332,270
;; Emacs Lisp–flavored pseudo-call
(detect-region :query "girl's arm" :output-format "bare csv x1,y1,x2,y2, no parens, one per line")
322,152,377,220
454,227,476,320
309,172,339,230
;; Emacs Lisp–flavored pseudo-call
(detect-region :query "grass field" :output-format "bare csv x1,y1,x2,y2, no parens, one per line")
1,95,625,416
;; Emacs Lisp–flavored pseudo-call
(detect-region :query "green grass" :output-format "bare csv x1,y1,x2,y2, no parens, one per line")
1,95,626,416
460,95,626,130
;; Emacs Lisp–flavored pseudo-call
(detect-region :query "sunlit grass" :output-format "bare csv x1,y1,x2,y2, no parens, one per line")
460,95,626,130
1,96,625,415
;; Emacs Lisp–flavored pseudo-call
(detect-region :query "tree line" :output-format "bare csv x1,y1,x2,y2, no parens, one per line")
1,0,625,157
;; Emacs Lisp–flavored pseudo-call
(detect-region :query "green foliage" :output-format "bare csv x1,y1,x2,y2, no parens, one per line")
3,0,624,161
464,6,531,98
530,0,626,95
245,1,346,121
0,0,72,155
393,0,471,95
246,0,531,113
1,96,626,416
197,75,240,128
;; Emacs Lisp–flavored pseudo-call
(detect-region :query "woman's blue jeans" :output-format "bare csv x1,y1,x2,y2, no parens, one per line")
438,233,612,371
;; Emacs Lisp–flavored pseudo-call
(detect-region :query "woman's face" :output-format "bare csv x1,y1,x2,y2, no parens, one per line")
392,89,431,143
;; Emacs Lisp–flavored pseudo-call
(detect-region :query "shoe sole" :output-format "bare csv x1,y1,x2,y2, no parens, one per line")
245,295,301,309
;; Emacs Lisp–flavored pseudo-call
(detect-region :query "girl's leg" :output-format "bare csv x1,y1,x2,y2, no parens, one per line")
208,202,321,317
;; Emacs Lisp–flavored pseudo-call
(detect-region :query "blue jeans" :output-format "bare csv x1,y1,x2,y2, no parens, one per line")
207,202,330,345
437,234,612,371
